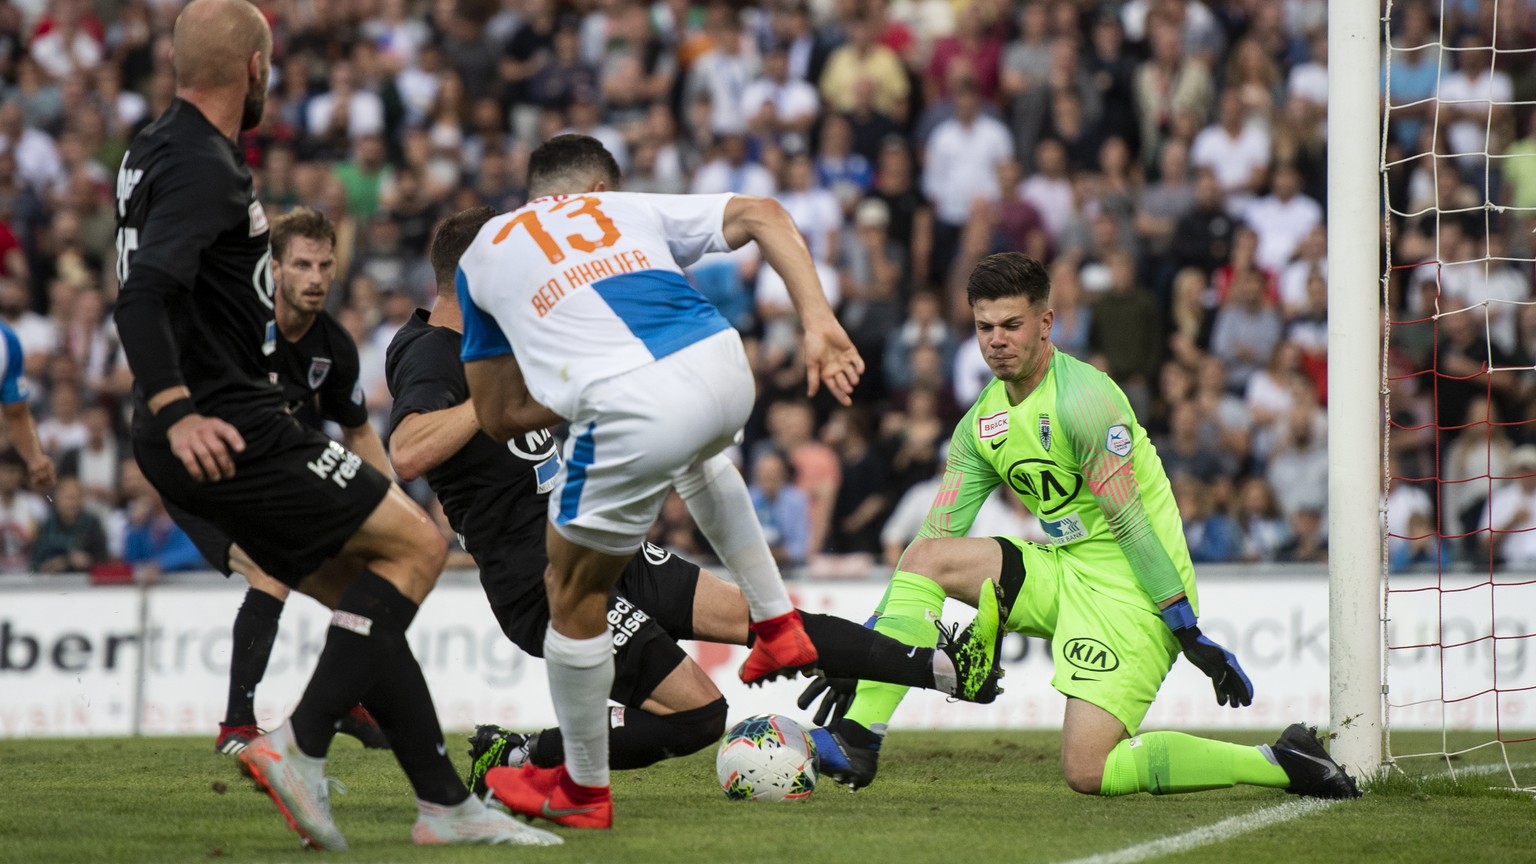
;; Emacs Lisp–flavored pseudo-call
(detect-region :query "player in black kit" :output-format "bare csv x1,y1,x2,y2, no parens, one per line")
202,208,389,757
385,207,1000,824
111,0,557,850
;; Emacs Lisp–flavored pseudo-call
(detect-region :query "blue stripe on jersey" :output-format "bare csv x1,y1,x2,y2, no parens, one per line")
0,323,26,404
590,270,731,360
457,267,514,362
557,422,597,526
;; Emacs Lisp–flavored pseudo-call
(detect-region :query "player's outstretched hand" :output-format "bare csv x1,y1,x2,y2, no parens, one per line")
1176,630,1254,707
168,415,246,482
25,455,55,493
803,324,864,407
797,674,857,727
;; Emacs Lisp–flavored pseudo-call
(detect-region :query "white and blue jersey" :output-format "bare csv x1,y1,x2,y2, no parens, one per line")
0,321,30,406
457,191,736,419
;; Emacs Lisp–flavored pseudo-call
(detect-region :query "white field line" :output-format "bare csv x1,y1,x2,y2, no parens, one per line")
1046,761,1535,864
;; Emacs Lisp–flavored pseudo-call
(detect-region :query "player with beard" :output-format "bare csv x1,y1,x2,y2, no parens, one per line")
198,207,390,757
386,207,999,820
112,0,558,849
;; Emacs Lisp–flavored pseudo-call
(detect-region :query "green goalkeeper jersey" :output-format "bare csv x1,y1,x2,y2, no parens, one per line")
921,348,1198,615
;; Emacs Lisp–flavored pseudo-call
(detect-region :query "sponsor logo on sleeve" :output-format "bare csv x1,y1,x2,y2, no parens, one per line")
248,200,269,237
1105,424,1132,457
978,410,1009,442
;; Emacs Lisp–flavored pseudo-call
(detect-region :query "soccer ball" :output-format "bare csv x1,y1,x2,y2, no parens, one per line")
715,714,818,801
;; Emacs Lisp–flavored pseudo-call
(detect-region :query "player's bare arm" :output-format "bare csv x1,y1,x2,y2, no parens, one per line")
2,400,54,491
720,195,863,405
465,354,563,443
341,422,390,476
388,402,481,481
148,385,246,483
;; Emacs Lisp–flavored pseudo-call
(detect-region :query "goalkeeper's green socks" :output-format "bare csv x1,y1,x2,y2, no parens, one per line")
1099,731,1290,796
843,571,946,733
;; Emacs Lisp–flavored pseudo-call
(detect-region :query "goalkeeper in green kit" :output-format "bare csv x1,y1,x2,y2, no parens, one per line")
805,253,1360,800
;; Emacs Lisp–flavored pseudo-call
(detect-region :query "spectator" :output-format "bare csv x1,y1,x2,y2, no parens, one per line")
1266,403,1330,521
1437,35,1511,180
1159,400,1236,484
866,139,930,285
36,379,86,456
1278,508,1328,564
1479,445,1536,568
1174,474,1241,563
29,474,106,573
0,448,44,570
1210,268,1283,392
1087,250,1160,415
1191,89,1270,215
119,463,202,577
1245,163,1322,273
743,42,819,147
304,61,386,157
686,10,756,136
748,449,811,567
763,399,841,559
691,133,775,197
819,18,908,118
822,407,888,560
1234,475,1289,564
922,78,1012,280
1132,15,1212,168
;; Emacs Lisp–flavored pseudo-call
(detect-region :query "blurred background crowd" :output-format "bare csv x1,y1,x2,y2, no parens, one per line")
0,0,1529,579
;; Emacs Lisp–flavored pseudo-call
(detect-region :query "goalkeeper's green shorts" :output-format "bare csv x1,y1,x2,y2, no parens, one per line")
997,536,1180,736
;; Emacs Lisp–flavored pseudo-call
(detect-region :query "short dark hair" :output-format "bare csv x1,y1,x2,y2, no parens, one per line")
527,134,622,198
270,207,336,262
429,206,498,294
966,252,1051,307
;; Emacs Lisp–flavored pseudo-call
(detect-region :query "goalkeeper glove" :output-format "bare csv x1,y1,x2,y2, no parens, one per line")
1161,598,1253,708
797,675,857,727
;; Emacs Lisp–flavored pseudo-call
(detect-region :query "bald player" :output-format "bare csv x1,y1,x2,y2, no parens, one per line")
112,0,559,850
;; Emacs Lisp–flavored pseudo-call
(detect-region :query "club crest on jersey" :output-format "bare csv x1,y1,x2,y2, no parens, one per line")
248,199,269,237
1038,414,1052,451
307,357,332,389
1105,424,1132,457
978,410,1009,441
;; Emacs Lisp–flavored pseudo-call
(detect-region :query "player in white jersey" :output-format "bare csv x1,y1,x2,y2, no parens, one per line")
458,135,863,828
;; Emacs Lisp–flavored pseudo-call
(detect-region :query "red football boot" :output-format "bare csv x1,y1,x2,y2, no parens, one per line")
739,609,819,685
484,763,613,829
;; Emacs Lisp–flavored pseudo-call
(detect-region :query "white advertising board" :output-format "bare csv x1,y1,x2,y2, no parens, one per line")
1,570,1530,736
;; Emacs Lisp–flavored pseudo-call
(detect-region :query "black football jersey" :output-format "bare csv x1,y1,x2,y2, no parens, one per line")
385,309,560,604
275,311,368,430
114,98,282,436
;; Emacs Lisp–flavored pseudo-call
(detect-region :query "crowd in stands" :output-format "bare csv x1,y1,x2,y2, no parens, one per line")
0,0,1527,578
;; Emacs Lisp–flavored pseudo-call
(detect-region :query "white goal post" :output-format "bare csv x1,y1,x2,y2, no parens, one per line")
1327,0,1384,780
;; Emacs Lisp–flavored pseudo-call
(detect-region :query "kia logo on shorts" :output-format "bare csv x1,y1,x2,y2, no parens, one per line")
1063,637,1119,672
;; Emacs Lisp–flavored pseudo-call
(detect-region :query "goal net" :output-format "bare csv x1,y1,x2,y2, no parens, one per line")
1377,0,1536,791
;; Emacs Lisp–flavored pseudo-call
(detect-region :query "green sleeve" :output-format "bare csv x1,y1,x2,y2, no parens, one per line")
917,412,1001,539
1056,363,1187,605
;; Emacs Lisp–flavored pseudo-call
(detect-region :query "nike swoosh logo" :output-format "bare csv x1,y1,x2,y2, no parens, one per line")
906,646,918,658
541,799,598,819
436,742,447,756
1283,747,1340,781
1070,672,1098,681
990,438,1006,450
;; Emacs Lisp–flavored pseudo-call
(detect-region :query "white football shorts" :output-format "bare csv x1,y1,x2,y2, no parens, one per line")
548,328,754,554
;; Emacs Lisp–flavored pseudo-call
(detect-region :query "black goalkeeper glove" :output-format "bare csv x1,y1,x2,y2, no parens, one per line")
1162,598,1253,708
797,675,857,727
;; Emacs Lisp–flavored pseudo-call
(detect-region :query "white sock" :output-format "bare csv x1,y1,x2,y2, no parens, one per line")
675,453,794,621
542,626,614,788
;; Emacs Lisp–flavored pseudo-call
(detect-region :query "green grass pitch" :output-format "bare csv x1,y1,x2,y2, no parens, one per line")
1,730,1531,864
